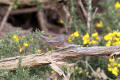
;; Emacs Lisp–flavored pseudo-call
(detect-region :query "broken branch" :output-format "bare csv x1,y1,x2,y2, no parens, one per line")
0,45,120,70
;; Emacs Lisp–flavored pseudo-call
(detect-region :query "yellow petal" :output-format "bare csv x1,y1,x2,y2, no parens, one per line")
115,1,120,9
96,21,103,28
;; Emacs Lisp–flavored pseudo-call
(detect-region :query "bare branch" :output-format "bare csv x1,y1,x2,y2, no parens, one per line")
0,3,13,32
78,0,88,19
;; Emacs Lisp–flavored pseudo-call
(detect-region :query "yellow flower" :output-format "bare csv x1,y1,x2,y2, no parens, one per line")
37,49,42,53
117,57,120,60
70,33,74,37
109,58,114,63
79,70,82,74
75,66,79,70
67,37,72,42
79,69,83,74
51,70,55,74
86,72,89,76
19,48,22,53
13,34,19,42
96,36,100,40
112,62,117,66
112,31,118,36
118,64,120,67
115,1,120,9
68,31,79,42
23,42,29,47
104,33,113,41
83,40,89,45
112,67,119,76
62,78,64,80
48,35,52,38
108,67,113,71
117,32,120,37
106,41,111,46
113,72,118,76
54,77,58,80
73,31,79,37
92,32,98,37
59,19,64,24
82,33,89,40
96,21,103,28
90,40,98,45
48,50,53,53
17,45,21,48
112,41,120,45
114,37,119,41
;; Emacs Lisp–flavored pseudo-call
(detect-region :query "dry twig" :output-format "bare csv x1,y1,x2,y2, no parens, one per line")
0,3,13,32
93,7,98,19
78,0,88,19
10,7,38,15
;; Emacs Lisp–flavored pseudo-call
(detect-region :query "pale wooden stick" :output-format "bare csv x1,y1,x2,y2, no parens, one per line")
87,0,92,33
93,7,98,19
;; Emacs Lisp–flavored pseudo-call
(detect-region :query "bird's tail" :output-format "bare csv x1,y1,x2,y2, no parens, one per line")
35,33,52,42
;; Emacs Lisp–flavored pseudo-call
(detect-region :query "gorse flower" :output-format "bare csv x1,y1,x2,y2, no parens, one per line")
92,32,100,40
79,69,83,74
13,34,19,42
73,31,79,37
115,1,120,9
89,40,98,44
108,57,120,76
82,33,90,45
48,35,52,38
48,49,53,53
37,49,42,53
96,21,103,28
51,70,55,74
75,66,79,70
109,57,114,63
67,31,80,42
82,32,99,45
83,33,89,40
86,72,89,76
23,42,29,47
112,67,119,76
104,31,120,46
104,33,113,41
54,77,58,80
19,48,22,53
59,19,64,24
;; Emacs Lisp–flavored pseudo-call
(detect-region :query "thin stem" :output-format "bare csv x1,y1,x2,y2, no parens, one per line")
87,0,92,34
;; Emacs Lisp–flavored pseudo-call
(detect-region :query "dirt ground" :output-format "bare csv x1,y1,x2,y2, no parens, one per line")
0,23,32,38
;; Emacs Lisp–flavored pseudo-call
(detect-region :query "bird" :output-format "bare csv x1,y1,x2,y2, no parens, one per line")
36,33,66,48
